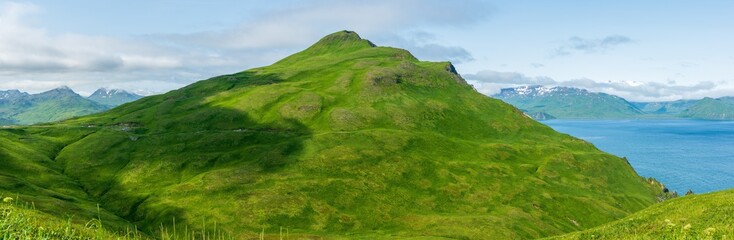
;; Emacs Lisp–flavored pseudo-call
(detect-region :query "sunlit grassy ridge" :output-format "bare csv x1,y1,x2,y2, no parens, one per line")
1,31,663,239
549,189,734,239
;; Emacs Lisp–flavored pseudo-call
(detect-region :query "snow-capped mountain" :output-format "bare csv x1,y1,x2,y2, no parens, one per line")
0,90,29,100
495,85,594,98
88,88,143,106
0,87,108,125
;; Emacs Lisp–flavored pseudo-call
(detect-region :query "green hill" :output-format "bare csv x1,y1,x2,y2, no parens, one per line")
493,86,643,119
632,100,698,116
0,31,664,239
549,189,734,239
680,97,734,120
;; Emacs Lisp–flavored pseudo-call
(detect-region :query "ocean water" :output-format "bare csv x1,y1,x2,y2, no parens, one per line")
544,119,734,194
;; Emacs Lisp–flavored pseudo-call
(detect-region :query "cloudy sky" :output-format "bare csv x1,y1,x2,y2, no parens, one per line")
0,0,733,101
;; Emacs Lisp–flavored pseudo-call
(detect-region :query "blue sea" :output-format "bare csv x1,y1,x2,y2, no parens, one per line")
544,119,734,194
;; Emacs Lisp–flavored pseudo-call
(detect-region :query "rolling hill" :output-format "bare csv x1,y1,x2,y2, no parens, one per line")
0,31,666,239
680,97,734,120
632,100,698,116
493,86,643,119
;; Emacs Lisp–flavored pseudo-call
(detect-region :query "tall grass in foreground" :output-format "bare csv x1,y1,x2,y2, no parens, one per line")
1,196,299,240
0,195,141,239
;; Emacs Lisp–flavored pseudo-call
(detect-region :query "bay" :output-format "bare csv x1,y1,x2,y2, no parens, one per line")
544,119,734,194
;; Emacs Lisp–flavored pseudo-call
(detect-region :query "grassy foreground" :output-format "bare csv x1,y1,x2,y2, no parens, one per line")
549,189,734,239
0,197,145,240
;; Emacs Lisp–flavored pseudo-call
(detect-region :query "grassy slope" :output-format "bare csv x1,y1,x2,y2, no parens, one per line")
549,189,734,239
0,200,146,239
4,31,659,239
0,126,140,234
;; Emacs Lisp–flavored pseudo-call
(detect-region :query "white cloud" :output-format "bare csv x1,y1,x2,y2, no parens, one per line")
0,0,491,94
553,35,632,56
165,0,491,50
0,3,183,74
465,70,557,85
373,31,474,63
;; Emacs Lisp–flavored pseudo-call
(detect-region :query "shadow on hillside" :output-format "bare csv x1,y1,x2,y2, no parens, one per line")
60,72,314,236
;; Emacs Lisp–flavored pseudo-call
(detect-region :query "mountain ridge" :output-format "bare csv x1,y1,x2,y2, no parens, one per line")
493,85,642,119
680,97,734,120
88,88,143,106
0,87,143,125
495,85,734,120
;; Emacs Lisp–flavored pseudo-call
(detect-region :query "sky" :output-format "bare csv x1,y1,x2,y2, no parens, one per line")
0,0,733,101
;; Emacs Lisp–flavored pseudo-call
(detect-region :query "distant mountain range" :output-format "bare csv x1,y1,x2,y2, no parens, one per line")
494,86,642,119
680,97,734,120
494,85,734,120
631,100,698,115
0,87,143,125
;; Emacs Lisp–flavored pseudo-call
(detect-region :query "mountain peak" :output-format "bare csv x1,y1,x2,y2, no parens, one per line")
313,30,376,48
55,85,72,91
88,87,142,106
92,87,118,95
46,86,77,95
0,89,28,100
36,86,80,98
295,30,377,57
90,87,134,97
273,30,416,67
497,85,591,97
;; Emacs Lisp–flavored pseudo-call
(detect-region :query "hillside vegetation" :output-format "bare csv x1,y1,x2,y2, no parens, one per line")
0,198,146,240
0,31,664,239
549,189,734,239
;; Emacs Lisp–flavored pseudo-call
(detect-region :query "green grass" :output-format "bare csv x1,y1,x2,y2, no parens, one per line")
0,31,666,239
0,196,146,239
547,189,734,239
